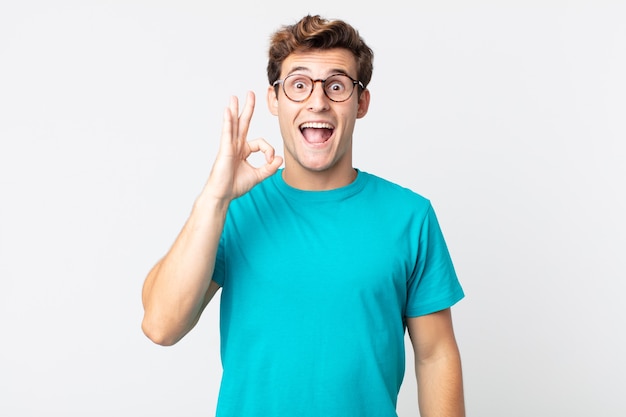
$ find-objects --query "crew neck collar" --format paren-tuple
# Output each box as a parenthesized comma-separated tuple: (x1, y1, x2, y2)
(271, 168, 368, 202)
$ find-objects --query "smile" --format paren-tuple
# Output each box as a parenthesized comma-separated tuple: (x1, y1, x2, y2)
(300, 122, 334, 145)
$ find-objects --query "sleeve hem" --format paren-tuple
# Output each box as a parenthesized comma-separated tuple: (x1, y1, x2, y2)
(404, 290, 465, 318)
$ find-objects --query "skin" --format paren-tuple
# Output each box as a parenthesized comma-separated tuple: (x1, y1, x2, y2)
(408, 309, 466, 417)
(266, 49, 370, 190)
(141, 48, 465, 416)
(141, 92, 282, 345)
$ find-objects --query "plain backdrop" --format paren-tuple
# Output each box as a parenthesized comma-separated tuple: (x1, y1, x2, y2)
(1, 1, 624, 416)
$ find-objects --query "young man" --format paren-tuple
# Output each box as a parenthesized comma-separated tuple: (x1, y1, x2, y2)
(142, 14, 465, 417)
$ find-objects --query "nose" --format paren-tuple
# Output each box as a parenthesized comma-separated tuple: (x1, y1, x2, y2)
(307, 80, 330, 111)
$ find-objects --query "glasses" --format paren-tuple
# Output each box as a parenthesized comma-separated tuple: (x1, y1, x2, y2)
(273, 73, 364, 103)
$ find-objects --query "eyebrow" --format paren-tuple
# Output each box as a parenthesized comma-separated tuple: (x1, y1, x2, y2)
(285, 66, 350, 77)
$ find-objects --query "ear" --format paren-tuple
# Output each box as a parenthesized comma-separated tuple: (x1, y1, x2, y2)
(267, 85, 279, 116)
(356, 88, 370, 119)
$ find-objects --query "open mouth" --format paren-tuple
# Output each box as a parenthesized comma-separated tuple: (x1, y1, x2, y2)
(300, 122, 334, 144)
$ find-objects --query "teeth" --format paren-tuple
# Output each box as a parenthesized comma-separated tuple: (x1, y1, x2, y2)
(300, 122, 333, 129)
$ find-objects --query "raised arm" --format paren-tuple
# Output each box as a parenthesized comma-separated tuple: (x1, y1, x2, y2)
(407, 308, 466, 417)
(141, 91, 283, 346)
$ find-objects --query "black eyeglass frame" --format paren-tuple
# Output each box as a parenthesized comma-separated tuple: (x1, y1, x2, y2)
(272, 73, 365, 103)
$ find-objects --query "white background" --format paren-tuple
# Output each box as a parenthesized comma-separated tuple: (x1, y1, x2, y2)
(1, 1, 624, 416)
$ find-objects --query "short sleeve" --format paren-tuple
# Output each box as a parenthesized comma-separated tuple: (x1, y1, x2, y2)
(405, 204, 464, 317)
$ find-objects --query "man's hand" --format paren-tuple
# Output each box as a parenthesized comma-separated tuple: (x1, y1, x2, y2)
(203, 91, 283, 204)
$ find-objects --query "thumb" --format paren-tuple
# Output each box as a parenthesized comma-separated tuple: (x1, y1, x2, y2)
(256, 155, 283, 181)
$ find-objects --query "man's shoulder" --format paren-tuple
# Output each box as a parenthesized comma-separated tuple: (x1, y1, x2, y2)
(360, 171, 431, 206)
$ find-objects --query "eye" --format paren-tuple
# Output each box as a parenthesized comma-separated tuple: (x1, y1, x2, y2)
(328, 82, 345, 92)
(325, 75, 349, 93)
(288, 76, 311, 91)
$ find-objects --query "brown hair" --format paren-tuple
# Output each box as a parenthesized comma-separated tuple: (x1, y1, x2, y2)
(267, 15, 374, 89)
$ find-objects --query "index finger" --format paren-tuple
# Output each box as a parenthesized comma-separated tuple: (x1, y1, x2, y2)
(237, 91, 256, 141)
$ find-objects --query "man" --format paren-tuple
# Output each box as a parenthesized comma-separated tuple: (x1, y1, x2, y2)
(142, 14, 465, 417)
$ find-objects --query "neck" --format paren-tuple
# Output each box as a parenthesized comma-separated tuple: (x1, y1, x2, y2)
(282, 165, 357, 191)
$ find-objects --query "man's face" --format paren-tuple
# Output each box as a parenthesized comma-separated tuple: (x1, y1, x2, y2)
(267, 48, 370, 189)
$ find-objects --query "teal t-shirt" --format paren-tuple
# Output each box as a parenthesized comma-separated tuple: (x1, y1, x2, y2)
(212, 169, 464, 417)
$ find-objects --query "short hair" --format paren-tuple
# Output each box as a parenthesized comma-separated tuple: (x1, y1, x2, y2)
(267, 15, 374, 90)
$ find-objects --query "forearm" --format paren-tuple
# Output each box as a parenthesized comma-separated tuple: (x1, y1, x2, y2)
(141, 194, 228, 345)
(416, 347, 465, 417)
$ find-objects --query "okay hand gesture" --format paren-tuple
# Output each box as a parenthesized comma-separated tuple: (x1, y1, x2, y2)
(204, 91, 283, 203)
